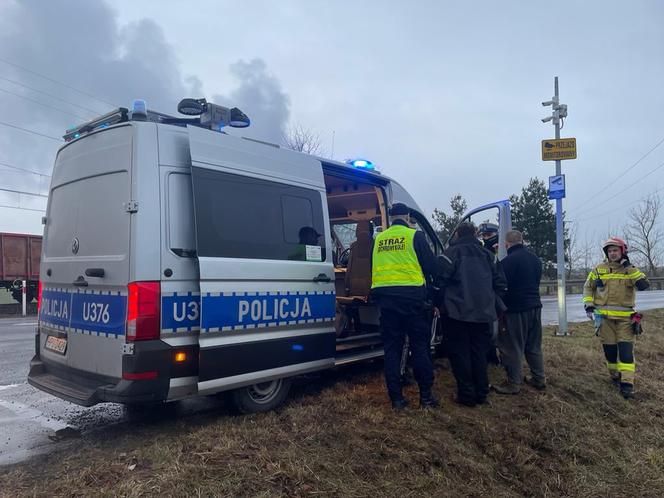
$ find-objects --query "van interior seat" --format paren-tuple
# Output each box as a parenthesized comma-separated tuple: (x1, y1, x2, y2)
(337, 220, 373, 304)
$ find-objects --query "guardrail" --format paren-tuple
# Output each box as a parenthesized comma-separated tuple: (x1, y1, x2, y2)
(540, 277, 664, 295)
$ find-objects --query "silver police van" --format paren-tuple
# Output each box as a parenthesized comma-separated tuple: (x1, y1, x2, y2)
(28, 99, 511, 413)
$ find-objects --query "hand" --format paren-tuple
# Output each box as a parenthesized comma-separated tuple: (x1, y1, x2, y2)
(433, 307, 440, 317)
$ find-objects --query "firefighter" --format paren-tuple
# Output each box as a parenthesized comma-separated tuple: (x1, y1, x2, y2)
(583, 237, 650, 399)
(371, 203, 439, 410)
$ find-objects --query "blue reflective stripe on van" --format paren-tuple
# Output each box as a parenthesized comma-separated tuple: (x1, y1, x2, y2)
(70, 292, 126, 336)
(39, 287, 126, 337)
(201, 291, 336, 332)
(39, 289, 72, 329)
(162, 294, 201, 332)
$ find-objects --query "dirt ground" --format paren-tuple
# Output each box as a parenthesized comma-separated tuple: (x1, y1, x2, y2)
(2, 310, 664, 497)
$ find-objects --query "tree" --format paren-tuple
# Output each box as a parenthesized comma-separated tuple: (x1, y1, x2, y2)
(624, 194, 662, 276)
(564, 221, 585, 278)
(282, 124, 324, 155)
(509, 178, 560, 278)
(432, 194, 468, 243)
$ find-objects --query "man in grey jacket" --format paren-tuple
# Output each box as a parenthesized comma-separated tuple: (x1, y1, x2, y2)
(439, 222, 507, 407)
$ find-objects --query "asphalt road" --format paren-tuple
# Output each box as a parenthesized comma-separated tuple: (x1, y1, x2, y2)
(2, 290, 664, 466)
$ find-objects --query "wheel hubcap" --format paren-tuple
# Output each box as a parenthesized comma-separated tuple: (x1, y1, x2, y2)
(247, 379, 282, 404)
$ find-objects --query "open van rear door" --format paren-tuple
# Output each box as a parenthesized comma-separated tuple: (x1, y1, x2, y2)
(187, 126, 336, 395)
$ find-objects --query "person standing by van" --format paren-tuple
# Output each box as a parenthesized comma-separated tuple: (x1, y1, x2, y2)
(441, 222, 507, 407)
(371, 203, 439, 410)
(493, 230, 545, 395)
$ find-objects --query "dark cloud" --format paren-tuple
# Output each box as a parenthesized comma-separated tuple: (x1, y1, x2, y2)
(213, 59, 290, 145)
(0, 0, 290, 231)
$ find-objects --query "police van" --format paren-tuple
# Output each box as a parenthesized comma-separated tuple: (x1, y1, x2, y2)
(28, 98, 511, 413)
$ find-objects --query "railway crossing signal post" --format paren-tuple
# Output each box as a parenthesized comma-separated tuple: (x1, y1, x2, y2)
(541, 77, 576, 336)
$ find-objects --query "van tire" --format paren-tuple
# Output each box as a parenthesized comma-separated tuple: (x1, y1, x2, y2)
(229, 378, 292, 414)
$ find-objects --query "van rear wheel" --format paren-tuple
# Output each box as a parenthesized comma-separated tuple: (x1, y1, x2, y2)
(229, 378, 292, 414)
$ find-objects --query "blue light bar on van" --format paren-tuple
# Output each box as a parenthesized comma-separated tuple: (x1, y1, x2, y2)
(346, 158, 375, 170)
(64, 108, 129, 142)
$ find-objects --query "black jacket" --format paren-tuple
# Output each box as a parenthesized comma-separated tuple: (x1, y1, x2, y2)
(501, 244, 542, 313)
(440, 235, 507, 323)
(370, 219, 438, 308)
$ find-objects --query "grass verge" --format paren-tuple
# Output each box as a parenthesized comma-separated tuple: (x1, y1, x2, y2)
(2, 311, 664, 497)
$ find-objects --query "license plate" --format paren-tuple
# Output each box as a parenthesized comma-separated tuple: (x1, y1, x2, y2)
(45, 335, 67, 355)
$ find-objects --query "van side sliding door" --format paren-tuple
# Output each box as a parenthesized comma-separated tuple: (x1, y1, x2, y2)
(187, 126, 336, 395)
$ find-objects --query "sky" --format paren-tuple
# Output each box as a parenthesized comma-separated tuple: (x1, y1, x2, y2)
(1, 0, 663, 257)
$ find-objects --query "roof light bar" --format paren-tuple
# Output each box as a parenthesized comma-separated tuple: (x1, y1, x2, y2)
(64, 107, 129, 142)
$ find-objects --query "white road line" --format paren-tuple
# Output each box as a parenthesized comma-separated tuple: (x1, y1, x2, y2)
(0, 383, 23, 391)
(0, 399, 71, 432)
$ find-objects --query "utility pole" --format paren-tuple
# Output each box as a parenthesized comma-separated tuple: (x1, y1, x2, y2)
(542, 77, 569, 336)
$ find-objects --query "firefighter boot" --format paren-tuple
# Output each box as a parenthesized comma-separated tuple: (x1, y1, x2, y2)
(620, 383, 634, 400)
(611, 372, 621, 387)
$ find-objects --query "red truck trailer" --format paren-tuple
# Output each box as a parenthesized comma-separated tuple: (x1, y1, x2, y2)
(0, 232, 41, 303)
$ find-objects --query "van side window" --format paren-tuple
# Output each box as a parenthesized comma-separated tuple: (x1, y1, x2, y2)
(192, 168, 326, 261)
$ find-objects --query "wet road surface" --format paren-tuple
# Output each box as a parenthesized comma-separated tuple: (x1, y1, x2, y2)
(1, 290, 664, 465)
(541, 290, 664, 325)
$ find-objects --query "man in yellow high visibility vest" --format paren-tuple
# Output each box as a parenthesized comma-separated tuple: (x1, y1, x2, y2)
(371, 203, 439, 410)
(583, 236, 650, 399)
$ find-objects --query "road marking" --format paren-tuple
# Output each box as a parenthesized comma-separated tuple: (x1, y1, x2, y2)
(0, 384, 23, 391)
(0, 399, 71, 432)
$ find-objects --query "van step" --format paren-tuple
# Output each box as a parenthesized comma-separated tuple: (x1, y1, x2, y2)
(28, 365, 100, 407)
(335, 349, 384, 366)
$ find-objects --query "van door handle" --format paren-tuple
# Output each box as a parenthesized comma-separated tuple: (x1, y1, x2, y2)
(73, 276, 89, 287)
(313, 273, 332, 283)
(85, 268, 105, 278)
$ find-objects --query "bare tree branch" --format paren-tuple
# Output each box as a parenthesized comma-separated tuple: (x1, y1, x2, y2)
(282, 124, 324, 156)
(623, 194, 662, 276)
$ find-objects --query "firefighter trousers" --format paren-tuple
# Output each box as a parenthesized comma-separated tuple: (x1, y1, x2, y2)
(598, 318, 635, 386)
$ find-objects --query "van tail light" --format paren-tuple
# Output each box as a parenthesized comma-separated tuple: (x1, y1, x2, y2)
(37, 280, 43, 313)
(126, 281, 161, 341)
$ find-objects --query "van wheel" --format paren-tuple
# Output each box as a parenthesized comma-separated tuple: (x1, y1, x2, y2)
(229, 378, 292, 414)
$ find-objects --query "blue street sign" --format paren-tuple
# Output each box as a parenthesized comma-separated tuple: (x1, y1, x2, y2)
(548, 174, 565, 200)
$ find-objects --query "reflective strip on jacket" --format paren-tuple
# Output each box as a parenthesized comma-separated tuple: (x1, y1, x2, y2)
(371, 224, 425, 288)
(582, 261, 649, 319)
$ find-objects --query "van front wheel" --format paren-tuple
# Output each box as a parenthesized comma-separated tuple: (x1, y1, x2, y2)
(229, 378, 292, 414)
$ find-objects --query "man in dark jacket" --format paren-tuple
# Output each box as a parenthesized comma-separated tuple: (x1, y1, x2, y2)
(494, 230, 545, 394)
(441, 222, 507, 407)
(371, 203, 440, 410)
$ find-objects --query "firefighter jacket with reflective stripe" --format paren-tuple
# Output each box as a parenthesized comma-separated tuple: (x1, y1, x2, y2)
(583, 261, 650, 319)
(371, 224, 425, 289)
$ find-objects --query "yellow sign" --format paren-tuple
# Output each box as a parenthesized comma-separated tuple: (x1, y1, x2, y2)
(541, 138, 577, 161)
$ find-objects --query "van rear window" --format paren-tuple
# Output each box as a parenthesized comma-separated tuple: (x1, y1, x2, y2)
(192, 168, 326, 261)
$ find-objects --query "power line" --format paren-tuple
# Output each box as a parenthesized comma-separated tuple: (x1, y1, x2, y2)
(0, 160, 51, 178)
(571, 159, 664, 219)
(0, 58, 117, 107)
(0, 75, 101, 115)
(0, 120, 62, 142)
(0, 56, 116, 108)
(572, 186, 664, 223)
(568, 135, 664, 214)
(0, 187, 48, 198)
(0, 86, 90, 121)
(0, 204, 45, 213)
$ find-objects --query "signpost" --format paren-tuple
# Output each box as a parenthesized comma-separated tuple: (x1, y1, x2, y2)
(541, 77, 575, 336)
